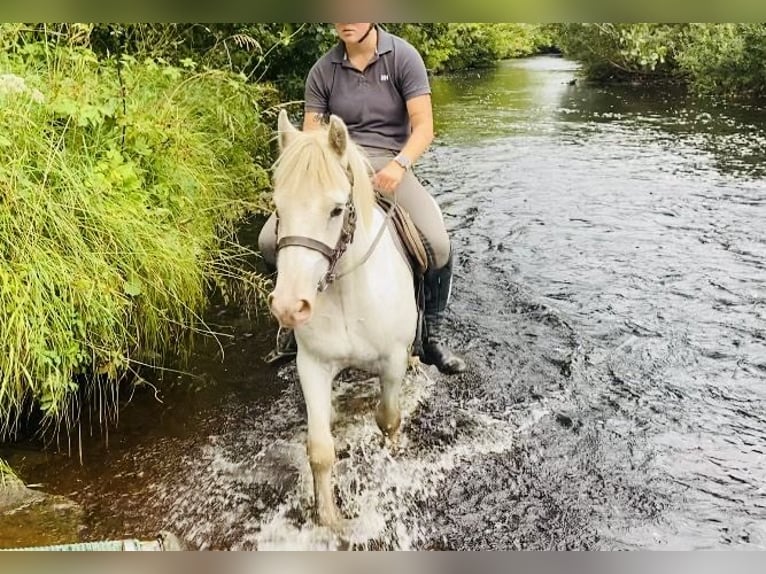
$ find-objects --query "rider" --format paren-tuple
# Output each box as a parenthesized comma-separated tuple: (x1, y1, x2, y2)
(258, 23, 465, 374)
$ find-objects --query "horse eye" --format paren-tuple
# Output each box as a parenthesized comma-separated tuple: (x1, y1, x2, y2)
(330, 206, 344, 218)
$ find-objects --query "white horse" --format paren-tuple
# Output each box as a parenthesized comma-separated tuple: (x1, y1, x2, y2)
(267, 109, 418, 527)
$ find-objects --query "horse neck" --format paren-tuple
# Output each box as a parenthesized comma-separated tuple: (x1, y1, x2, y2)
(336, 193, 384, 278)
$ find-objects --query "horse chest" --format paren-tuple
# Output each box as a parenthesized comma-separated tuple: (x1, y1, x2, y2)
(299, 300, 389, 363)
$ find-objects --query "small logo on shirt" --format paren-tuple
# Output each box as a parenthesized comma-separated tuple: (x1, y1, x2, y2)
(380, 74, 389, 82)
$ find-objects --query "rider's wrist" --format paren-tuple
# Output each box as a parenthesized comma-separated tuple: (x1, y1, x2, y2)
(393, 153, 411, 171)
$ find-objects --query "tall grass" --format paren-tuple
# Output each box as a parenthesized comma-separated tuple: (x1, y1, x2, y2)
(0, 27, 275, 437)
(0, 457, 19, 487)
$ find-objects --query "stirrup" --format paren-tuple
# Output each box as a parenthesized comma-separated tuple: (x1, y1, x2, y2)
(262, 327, 297, 365)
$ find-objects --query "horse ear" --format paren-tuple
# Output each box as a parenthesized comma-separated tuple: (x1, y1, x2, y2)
(277, 109, 298, 151)
(327, 115, 348, 157)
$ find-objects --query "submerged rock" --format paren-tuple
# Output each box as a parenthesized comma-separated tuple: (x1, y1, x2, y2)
(0, 472, 84, 549)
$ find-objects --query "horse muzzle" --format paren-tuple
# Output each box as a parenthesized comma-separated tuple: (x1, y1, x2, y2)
(268, 292, 313, 328)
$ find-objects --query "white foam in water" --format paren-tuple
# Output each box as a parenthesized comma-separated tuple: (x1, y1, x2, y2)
(159, 364, 552, 550)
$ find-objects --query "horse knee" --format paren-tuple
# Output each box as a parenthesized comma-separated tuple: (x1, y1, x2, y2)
(307, 437, 335, 472)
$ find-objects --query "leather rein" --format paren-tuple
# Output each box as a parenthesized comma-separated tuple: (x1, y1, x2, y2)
(274, 164, 396, 293)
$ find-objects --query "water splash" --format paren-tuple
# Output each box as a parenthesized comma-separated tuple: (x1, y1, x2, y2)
(155, 362, 549, 550)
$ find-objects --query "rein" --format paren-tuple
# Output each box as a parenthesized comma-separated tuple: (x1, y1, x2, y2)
(274, 164, 397, 293)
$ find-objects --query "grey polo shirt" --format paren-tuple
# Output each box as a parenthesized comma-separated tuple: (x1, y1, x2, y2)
(304, 27, 431, 152)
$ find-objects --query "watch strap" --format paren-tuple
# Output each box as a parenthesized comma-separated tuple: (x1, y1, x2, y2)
(393, 153, 411, 170)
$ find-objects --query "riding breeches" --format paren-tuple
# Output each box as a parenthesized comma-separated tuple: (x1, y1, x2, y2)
(257, 146, 452, 270)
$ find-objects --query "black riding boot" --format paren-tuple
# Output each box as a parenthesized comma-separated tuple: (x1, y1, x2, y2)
(421, 246, 466, 374)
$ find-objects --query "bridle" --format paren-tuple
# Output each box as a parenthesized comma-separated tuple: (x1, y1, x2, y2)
(274, 164, 396, 293)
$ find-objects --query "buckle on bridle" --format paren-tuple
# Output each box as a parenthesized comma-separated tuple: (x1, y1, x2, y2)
(317, 272, 336, 292)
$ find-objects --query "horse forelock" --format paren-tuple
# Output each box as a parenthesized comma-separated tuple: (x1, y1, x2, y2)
(273, 128, 375, 230)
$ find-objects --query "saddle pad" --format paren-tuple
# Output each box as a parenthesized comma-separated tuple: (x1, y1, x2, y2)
(376, 195, 429, 276)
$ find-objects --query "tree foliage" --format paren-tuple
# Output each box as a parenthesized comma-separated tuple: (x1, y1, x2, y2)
(554, 23, 766, 96)
(388, 23, 549, 73)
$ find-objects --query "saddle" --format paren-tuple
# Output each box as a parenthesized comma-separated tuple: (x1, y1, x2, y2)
(375, 195, 429, 276)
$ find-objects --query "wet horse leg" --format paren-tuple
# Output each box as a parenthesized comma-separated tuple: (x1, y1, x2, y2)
(296, 352, 341, 527)
(375, 347, 409, 443)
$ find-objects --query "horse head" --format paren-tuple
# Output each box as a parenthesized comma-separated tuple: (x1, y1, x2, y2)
(268, 109, 372, 328)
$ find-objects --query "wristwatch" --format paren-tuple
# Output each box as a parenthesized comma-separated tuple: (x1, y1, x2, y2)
(393, 153, 411, 171)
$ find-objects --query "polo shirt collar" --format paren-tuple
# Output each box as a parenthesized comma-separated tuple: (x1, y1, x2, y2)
(376, 27, 394, 55)
(330, 25, 394, 64)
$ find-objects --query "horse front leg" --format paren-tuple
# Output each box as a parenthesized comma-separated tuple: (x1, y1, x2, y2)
(296, 351, 342, 528)
(375, 346, 409, 444)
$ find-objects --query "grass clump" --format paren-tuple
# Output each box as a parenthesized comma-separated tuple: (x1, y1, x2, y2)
(0, 27, 275, 436)
(0, 457, 19, 487)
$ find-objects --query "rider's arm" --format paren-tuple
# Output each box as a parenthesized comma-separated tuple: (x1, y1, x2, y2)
(303, 110, 326, 131)
(396, 94, 434, 165)
(390, 41, 434, 168)
(303, 61, 328, 132)
(373, 95, 434, 194)
(373, 45, 434, 194)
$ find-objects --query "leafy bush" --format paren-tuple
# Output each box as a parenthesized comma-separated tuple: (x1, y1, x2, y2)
(0, 27, 275, 434)
(553, 23, 685, 81)
(676, 23, 766, 95)
(388, 23, 547, 73)
(85, 23, 548, 87)
(554, 23, 766, 96)
(88, 23, 338, 101)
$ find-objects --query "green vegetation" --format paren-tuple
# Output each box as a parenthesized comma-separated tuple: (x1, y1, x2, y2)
(554, 23, 766, 96)
(86, 24, 339, 102)
(1, 21, 761, 441)
(0, 25, 274, 435)
(676, 24, 766, 95)
(86, 24, 548, 99)
(388, 24, 550, 73)
(0, 457, 18, 487)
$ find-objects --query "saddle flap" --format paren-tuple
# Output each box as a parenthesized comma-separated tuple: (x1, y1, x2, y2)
(376, 195, 429, 276)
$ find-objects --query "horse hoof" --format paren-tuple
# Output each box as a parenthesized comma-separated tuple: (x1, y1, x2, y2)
(407, 355, 422, 370)
(375, 408, 401, 439)
(329, 517, 349, 535)
(388, 433, 401, 453)
(378, 429, 401, 452)
(316, 506, 345, 531)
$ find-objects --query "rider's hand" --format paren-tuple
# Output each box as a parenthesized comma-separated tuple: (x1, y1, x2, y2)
(373, 161, 405, 195)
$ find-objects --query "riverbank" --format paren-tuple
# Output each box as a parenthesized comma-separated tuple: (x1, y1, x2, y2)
(0, 30, 275, 439)
(554, 23, 766, 97)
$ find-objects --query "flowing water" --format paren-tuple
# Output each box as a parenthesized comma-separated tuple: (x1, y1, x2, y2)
(2, 55, 765, 550)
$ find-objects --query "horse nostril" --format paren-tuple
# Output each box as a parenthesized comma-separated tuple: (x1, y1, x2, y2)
(295, 299, 312, 319)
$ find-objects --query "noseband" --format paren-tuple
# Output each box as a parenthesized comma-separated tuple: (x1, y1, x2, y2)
(274, 166, 358, 292)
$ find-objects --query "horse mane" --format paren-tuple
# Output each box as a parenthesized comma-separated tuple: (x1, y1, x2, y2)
(273, 126, 376, 229)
